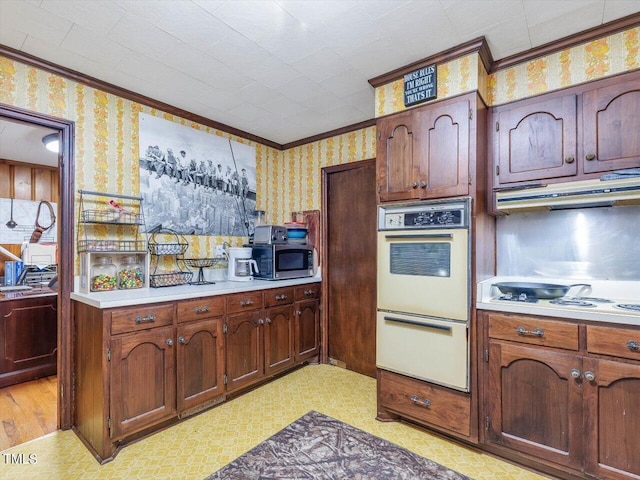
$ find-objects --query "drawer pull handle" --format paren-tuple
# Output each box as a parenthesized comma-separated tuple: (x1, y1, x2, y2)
(166, 338, 174, 346)
(265, 317, 271, 324)
(584, 371, 596, 382)
(178, 336, 186, 344)
(240, 300, 254, 307)
(410, 395, 431, 407)
(585, 153, 596, 161)
(275, 294, 287, 300)
(135, 314, 156, 324)
(627, 340, 640, 352)
(194, 306, 210, 314)
(258, 318, 264, 325)
(304, 290, 314, 296)
(570, 368, 581, 379)
(516, 326, 544, 337)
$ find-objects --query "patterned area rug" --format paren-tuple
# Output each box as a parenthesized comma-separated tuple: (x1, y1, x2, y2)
(207, 411, 473, 479)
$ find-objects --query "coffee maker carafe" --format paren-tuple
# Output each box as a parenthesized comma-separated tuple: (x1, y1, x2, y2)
(227, 247, 258, 281)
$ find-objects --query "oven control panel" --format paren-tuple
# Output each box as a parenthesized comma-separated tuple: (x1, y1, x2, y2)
(379, 199, 469, 230)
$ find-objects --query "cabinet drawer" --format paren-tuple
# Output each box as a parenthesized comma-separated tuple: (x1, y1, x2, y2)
(378, 369, 470, 437)
(264, 287, 294, 307)
(110, 303, 174, 335)
(488, 313, 578, 350)
(295, 284, 320, 301)
(176, 296, 225, 323)
(587, 325, 640, 361)
(226, 291, 264, 314)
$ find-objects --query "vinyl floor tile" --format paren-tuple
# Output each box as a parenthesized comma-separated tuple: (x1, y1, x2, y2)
(0, 364, 549, 480)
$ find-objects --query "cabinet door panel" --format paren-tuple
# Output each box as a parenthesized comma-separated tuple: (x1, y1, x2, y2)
(419, 100, 469, 198)
(225, 311, 263, 392)
(264, 305, 294, 376)
(177, 318, 225, 412)
(583, 76, 640, 173)
(583, 358, 640, 480)
(377, 110, 420, 202)
(110, 326, 176, 439)
(2, 298, 57, 376)
(488, 341, 583, 469)
(496, 95, 577, 184)
(295, 299, 319, 362)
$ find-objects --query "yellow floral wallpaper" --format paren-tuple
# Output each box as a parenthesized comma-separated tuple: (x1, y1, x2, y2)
(486, 26, 640, 105)
(375, 26, 640, 112)
(375, 53, 481, 117)
(0, 55, 373, 274)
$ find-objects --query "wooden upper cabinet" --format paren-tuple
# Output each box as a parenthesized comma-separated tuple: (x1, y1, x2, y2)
(418, 99, 470, 199)
(377, 109, 420, 202)
(582, 73, 640, 173)
(376, 96, 471, 202)
(494, 94, 578, 185)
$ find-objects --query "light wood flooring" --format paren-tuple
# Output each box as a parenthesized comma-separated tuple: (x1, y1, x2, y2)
(0, 376, 57, 451)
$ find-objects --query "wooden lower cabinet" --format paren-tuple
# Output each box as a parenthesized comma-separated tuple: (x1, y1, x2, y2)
(481, 311, 640, 480)
(176, 318, 225, 415)
(486, 341, 583, 470)
(73, 281, 321, 463)
(0, 294, 57, 387)
(225, 290, 300, 393)
(377, 369, 471, 438)
(109, 325, 176, 440)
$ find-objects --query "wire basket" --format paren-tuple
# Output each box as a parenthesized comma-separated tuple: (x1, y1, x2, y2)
(78, 239, 147, 252)
(149, 271, 192, 288)
(148, 229, 189, 255)
(81, 209, 143, 225)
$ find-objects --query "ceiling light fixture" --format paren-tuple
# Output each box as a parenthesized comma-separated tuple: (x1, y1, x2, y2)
(42, 133, 59, 153)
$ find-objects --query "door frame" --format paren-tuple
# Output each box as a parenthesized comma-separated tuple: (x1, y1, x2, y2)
(320, 158, 375, 365)
(0, 103, 75, 430)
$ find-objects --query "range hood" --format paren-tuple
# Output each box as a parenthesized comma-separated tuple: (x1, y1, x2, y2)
(496, 177, 640, 213)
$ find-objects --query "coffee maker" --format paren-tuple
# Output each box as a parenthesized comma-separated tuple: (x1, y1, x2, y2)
(227, 247, 259, 281)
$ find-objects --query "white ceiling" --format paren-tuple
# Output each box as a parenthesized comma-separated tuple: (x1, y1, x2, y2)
(0, 118, 58, 167)
(1, 0, 639, 147)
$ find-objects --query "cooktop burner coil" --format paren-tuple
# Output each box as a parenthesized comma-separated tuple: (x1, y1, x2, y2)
(549, 299, 596, 307)
(614, 304, 640, 312)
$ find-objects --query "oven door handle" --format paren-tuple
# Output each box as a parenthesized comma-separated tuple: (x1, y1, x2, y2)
(384, 233, 453, 240)
(383, 316, 452, 332)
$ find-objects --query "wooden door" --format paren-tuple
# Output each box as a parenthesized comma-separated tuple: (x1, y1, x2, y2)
(264, 305, 294, 376)
(109, 326, 176, 439)
(495, 94, 577, 184)
(176, 318, 225, 413)
(487, 341, 583, 470)
(376, 110, 420, 202)
(294, 299, 319, 362)
(583, 73, 640, 173)
(325, 159, 377, 377)
(583, 357, 640, 480)
(417, 98, 470, 198)
(225, 311, 264, 392)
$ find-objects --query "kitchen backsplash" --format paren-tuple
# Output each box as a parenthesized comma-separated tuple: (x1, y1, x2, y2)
(496, 205, 640, 281)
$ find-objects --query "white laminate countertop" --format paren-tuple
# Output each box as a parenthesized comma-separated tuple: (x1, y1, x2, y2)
(477, 276, 640, 327)
(71, 276, 321, 309)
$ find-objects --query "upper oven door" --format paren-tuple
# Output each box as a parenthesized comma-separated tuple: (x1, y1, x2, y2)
(377, 228, 469, 321)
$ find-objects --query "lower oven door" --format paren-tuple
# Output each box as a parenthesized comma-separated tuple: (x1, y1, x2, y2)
(376, 311, 468, 391)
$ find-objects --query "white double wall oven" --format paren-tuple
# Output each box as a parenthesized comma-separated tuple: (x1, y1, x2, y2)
(376, 199, 471, 391)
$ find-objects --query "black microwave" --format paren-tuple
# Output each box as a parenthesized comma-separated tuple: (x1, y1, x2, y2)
(251, 244, 314, 280)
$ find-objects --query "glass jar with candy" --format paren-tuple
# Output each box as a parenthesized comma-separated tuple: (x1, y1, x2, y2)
(117, 255, 145, 289)
(90, 256, 117, 291)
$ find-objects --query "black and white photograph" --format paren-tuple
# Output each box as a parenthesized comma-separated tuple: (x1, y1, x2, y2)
(138, 113, 257, 236)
